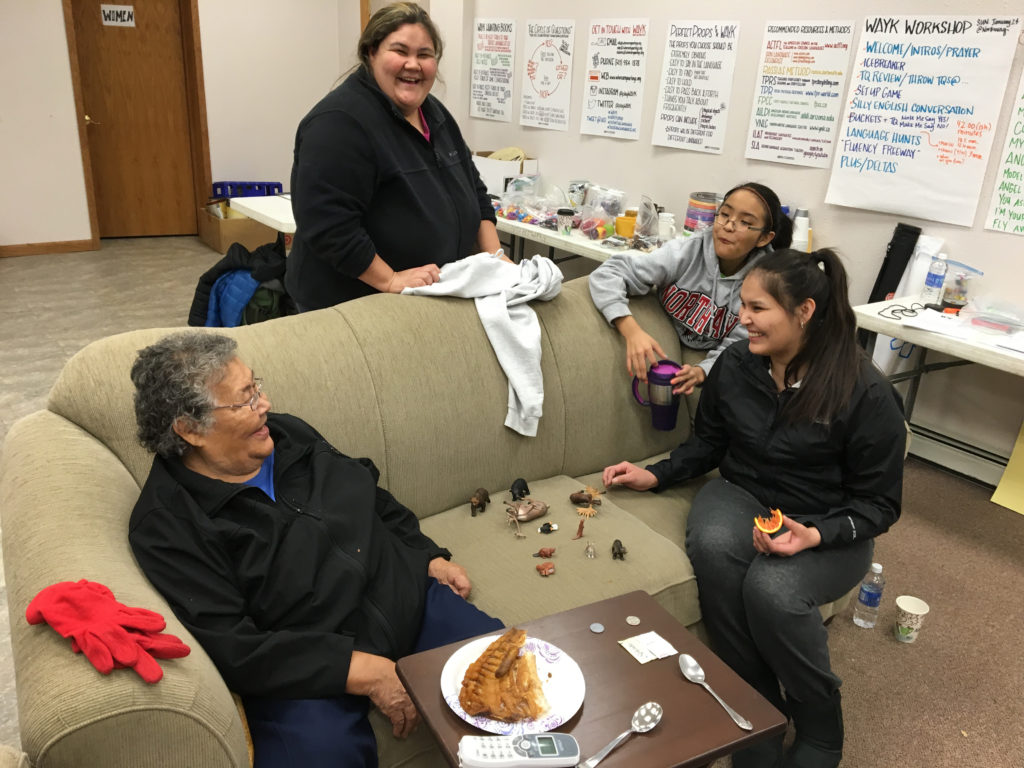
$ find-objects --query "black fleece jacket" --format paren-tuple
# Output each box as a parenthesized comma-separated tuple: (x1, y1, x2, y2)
(284, 67, 496, 309)
(129, 413, 449, 698)
(647, 341, 906, 548)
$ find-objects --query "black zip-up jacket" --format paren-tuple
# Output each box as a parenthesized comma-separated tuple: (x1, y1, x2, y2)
(647, 341, 905, 548)
(284, 67, 496, 309)
(187, 234, 288, 326)
(129, 413, 450, 698)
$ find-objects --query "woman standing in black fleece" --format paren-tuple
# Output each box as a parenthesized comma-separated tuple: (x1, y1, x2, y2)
(285, 2, 501, 310)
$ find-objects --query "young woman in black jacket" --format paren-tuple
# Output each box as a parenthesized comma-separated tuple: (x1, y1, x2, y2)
(603, 248, 906, 768)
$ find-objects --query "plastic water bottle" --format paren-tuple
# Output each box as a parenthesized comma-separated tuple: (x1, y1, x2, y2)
(920, 253, 948, 304)
(791, 209, 810, 252)
(852, 563, 885, 628)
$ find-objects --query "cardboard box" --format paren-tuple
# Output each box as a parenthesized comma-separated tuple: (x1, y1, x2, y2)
(197, 207, 279, 254)
(472, 151, 539, 196)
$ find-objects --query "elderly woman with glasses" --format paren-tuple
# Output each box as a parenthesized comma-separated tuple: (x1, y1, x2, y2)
(589, 182, 792, 411)
(128, 332, 502, 768)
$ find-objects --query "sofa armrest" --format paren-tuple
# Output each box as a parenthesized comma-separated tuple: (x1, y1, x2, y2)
(0, 411, 248, 768)
(0, 745, 30, 768)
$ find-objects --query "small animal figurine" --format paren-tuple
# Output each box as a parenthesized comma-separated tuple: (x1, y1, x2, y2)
(539, 522, 558, 534)
(571, 486, 602, 517)
(510, 478, 530, 501)
(506, 499, 549, 523)
(611, 539, 627, 560)
(584, 541, 596, 559)
(536, 561, 555, 577)
(533, 547, 556, 558)
(469, 487, 490, 517)
(506, 500, 548, 538)
(572, 520, 585, 540)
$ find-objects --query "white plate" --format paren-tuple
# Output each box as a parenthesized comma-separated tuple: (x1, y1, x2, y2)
(439, 634, 585, 735)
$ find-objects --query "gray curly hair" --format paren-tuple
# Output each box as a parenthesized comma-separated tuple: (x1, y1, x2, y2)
(130, 332, 239, 458)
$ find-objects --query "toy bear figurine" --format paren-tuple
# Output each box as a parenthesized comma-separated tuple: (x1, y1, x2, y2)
(510, 477, 530, 501)
(612, 539, 627, 560)
(469, 488, 490, 517)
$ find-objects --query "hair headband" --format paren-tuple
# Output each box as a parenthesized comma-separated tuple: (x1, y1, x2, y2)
(731, 186, 776, 234)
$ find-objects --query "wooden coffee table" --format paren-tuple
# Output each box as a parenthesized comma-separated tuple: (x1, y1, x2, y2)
(396, 590, 787, 767)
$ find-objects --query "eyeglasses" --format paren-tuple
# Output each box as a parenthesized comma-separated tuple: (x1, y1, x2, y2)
(715, 209, 768, 233)
(877, 303, 924, 320)
(212, 378, 263, 411)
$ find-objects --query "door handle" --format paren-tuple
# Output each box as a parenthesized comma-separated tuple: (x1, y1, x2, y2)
(84, 114, 101, 125)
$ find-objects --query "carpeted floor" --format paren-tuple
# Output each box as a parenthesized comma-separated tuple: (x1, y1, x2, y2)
(827, 458, 1024, 767)
(1, 237, 1022, 766)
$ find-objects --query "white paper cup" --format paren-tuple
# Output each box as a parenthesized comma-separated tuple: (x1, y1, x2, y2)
(894, 595, 930, 643)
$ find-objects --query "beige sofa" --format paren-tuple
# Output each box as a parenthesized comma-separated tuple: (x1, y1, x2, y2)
(1, 276, 847, 767)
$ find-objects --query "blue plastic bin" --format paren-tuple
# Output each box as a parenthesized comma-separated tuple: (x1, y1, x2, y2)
(212, 181, 283, 198)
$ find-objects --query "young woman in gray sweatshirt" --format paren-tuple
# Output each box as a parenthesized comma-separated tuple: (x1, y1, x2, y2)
(589, 182, 792, 403)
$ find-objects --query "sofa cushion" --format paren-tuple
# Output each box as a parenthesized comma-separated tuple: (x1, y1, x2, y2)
(327, 291, 567, 518)
(572, 452, 712, 554)
(419, 475, 699, 629)
(43, 278, 693, 522)
(532, 278, 690, 480)
(45, 309, 389, 491)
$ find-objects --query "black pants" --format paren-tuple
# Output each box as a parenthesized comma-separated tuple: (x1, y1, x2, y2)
(685, 478, 872, 709)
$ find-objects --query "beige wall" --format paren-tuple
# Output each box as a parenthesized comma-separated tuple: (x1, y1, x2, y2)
(0, 0, 360, 248)
(0, 1, 92, 245)
(198, 0, 359, 190)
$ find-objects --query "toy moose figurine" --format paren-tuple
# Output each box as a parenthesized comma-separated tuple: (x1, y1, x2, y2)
(505, 499, 549, 538)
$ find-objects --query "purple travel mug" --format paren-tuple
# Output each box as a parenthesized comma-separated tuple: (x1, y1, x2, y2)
(632, 359, 683, 430)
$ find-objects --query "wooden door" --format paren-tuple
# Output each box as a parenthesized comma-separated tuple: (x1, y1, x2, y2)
(71, 1, 197, 237)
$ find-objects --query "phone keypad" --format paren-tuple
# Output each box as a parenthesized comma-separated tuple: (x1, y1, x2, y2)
(469, 736, 517, 760)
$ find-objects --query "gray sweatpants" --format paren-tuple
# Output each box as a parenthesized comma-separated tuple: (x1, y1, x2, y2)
(685, 478, 872, 709)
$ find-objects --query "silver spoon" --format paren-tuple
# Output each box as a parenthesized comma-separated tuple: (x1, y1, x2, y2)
(578, 701, 663, 768)
(678, 653, 753, 731)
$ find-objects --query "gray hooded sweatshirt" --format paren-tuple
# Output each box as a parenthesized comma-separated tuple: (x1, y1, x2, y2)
(588, 227, 771, 375)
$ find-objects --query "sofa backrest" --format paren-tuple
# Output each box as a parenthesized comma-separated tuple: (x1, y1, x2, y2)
(45, 276, 689, 516)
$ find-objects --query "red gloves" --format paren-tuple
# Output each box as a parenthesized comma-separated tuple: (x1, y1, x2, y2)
(26, 579, 190, 683)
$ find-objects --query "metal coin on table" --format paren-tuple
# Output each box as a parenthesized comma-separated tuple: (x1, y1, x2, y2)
(590, 622, 605, 634)
(626, 615, 640, 626)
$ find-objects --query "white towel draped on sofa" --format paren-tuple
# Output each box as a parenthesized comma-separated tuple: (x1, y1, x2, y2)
(403, 252, 563, 436)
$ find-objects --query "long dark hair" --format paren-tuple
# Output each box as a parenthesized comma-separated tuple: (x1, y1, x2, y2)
(722, 182, 793, 249)
(750, 248, 863, 424)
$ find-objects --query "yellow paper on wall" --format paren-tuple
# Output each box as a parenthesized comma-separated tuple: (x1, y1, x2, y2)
(991, 420, 1024, 515)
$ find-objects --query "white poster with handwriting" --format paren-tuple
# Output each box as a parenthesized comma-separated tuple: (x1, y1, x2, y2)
(652, 22, 740, 153)
(520, 20, 575, 131)
(744, 22, 855, 167)
(985, 65, 1024, 235)
(825, 15, 1020, 226)
(580, 19, 650, 140)
(471, 19, 516, 122)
